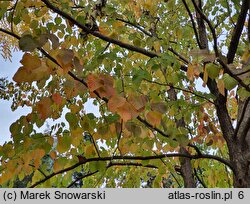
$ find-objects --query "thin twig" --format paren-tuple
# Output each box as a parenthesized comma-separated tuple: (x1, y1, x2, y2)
(194, 167, 207, 188)
(181, 0, 202, 48)
(142, 78, 215, 104)
(67, 171, 98, 188)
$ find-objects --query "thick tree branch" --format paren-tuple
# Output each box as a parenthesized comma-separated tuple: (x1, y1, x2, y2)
(30, 152, 233, 187)
(191, 0, 250, 92)
(41, 0, 158, 58)
(234, 98, 250, 138)
(191, 0, 217, 53)
(227, 0, 249, 64)
(67, 162, 157, 188)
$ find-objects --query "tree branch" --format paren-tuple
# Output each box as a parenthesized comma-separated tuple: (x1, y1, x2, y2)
(67, 171, 98, 188)
(227, 0, 249, 64)
(194, 167, 207, 188)
(41, 0, 158, 58)
(29, 152, 233, 187)
(116, 17, 153, 37)
(234, 97, 250, 138)
(191, 0, 250, 92)
(142, 78, 214, 104)
(181, 0, 202, 48)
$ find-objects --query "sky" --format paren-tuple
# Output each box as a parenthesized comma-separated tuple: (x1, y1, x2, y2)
(0, 51, 100, 145)
(0, 51, 31, 145)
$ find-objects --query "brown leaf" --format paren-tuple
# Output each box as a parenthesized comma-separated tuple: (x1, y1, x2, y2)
(127, 94, 147, 112)
(108, 95, 126, 113)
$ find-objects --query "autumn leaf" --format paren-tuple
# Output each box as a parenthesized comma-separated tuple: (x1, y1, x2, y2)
(116, 102, 139, 122)
(127, 94, 147, 112)
(217, 78, 225, 96)
(56, 49, 74, 72)
(145, 111, 162, 127)
(187, 64, 194, 81)
(36, 97, 53, 120)
(108, 95, 126, 113)
(52, 93, 63, 105)
(13, 53, 51, 83)
(108, 95, 139, 121)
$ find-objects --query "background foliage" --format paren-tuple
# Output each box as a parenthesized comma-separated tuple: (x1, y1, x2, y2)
(0, 0, 250, 187)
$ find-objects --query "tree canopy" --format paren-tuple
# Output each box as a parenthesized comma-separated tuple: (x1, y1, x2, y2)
(0, 0, 250, 188)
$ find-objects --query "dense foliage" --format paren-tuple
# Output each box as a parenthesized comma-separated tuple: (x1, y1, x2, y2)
(0, 0, 250, 187)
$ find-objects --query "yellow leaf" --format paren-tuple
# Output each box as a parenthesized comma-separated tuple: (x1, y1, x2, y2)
(153, 41, 161, 53)
(146, 111, 162, 127)
(217, 78, 225, 96)
(71, 127, 83, 147)
(187, 64, 194, 81)
(242, 50, 250, 63)
(20, 53, 41, 72)
(85, 145, 96, 157)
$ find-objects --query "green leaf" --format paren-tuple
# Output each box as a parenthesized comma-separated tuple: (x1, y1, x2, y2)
(56, 133, 72, 153)
(19, 34, 39, 51)
(237, 87, 250, 100)
(222, 73, 238, 90)
(65, 112, 78, 129)
(55, 17, 62, 24)
(206, 63, 220, 79)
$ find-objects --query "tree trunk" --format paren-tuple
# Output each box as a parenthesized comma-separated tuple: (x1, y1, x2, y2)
(231, 85, 250, 187)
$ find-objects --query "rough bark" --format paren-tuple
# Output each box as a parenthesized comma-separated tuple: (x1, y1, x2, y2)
(224, 1, 250, 187)
(193, 0, 250, 187)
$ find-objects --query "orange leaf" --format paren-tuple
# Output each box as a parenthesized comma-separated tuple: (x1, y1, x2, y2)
(52, 93, 63, 105)
(116, 102, 139, 122)
(20, 53, 41, 72)
(36, 97, 53, 120)
(108, 95, 126, 113)
(87, 74, 103, 92)
(146, 111, 162, 127)
(87, 74, 115, 98)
